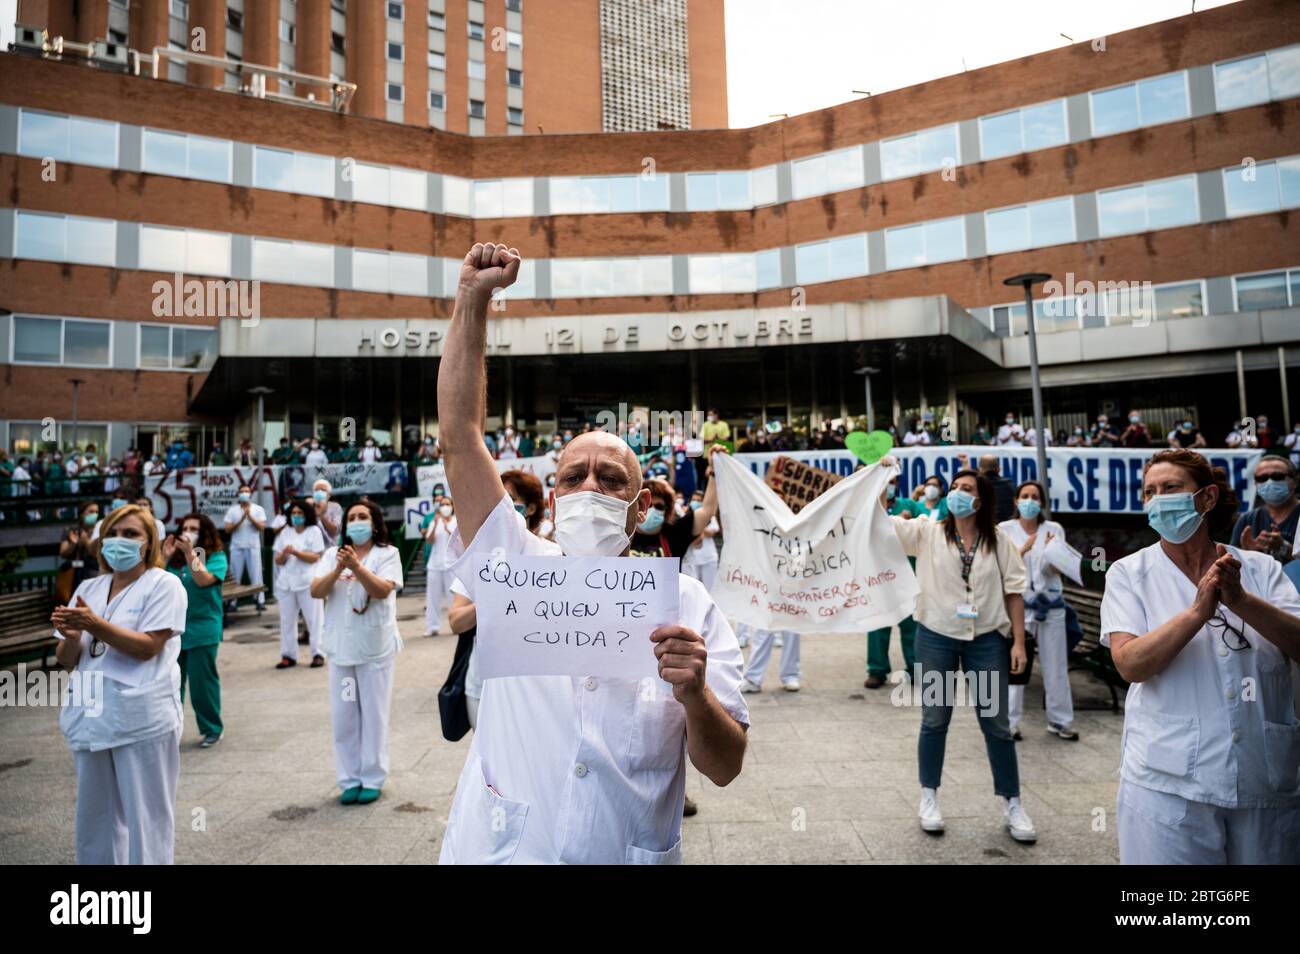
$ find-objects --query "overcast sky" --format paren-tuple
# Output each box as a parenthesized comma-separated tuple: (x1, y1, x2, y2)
(723, 0, 1242, 127)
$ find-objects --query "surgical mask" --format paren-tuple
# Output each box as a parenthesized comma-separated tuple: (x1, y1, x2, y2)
(689, 500, 702, 510)
(182, 530, 199, 545)
(291, 514, 305, 528)
(1257, 478, 1293, 506)
(102, 537, 144, 572)
(1145, 489, 1205, 544)
(1129, 415, 1140, 424)
(313, 490, 327, 503)
(947, 489, 978, 518)
(885, 485, 897, 501)
(553, 441, 562, 449)
(638, 508, 665, 534)
(311, 442, 320, 450)
(924, 485, 940, 501)
(1017, 499, 1042, 520)
(83, 513, 98, 526)
(346, 522, 373, 545)
(238, 492, 251, 503)
(439, 504, 453, 517)
(111, 499, 127, 511)
(553, 491, 634, 558)
(1005, 417, 1015, 425)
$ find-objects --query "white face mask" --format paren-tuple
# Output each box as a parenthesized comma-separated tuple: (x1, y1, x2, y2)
(924, 485, 940, 501)
(553, 491, 634, 558)
(182, 531, 199, 546)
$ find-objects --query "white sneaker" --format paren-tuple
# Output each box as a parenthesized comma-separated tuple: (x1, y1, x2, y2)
(781, 679, 801, 692)
(774, 634, 784, 647)
(1048, 723, 1079, 741)
(918, 789, 944, 834)
(1003, 798, 1037, 843)
(740, 679, 762, 694)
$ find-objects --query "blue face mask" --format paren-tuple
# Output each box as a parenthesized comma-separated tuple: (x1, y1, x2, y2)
(1257, 478, 1293, 506)
(102, 537, 144, 572)
(1017, 499, 1042, 520)
(689, 500, 702, 510)
(947, 489, 978, 519)
(346, 522, 373, 545)
(291, 514, 305, 528)
(514, 503, 527, 517)
(885, 484, 897, 501)
(313, 490, 327, 503)
(110, 499, 127, 511)
(638, 508, 665, 534)
(1145, 489, 1205, 544)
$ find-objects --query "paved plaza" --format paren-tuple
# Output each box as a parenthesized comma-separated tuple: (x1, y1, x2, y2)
(0, 593, 1123, 864)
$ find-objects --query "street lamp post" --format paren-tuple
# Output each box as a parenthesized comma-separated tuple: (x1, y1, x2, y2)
(1002, 273, 1052, 497)
(854, 366, 880, 431)
(69, 378, 84, 453)
(248, 386, 274, 470)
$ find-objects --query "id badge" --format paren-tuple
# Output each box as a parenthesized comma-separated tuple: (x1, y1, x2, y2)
(955, 602, 979, 620)
(70, 560, 84, 568)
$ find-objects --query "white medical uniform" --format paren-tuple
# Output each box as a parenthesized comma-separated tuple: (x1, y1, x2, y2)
(424, 515, 458, 635)
(273, 524, 326, 658)
(223, 501, 267, 606)
(1101, 543, 1300, 864)
(739, 625, 801, 687)
(305, 448, 329, 467)
(57, 568, 188, 865)
(998, 518, 1073, 732)
(996, 423, 1024, 447)
(682, 516, 719, 593)
(315, 544, 404, 791)
(440, 496, 749, 864)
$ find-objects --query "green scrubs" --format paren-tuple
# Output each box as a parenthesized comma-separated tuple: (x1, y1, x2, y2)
(169, 550, 228, 738)
(867, 497, 920, 678)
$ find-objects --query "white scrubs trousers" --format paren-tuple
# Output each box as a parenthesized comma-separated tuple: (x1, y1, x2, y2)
(229, 546, 265, 606)
(329, 658, 396, 790)
(686, 562, 717, 592)
(73, 728, 181, 865)
(1117, 779, 1300, 864)
(426, 567, 454, 635)
(277, 586, 322, 659)
(741, 626, 801, 687)
(1008, 610, 1074, 730)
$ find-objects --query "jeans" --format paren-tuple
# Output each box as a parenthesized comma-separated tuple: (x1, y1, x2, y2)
(915, 624, 1020, 798)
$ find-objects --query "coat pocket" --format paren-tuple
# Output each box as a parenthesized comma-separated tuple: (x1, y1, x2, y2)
(627, 678, 687, 773)
(625, 836, 683, 865)
(449, 754, 529, 865)
(1263, 720, 1300, 794)
(1124, 708, 1198, 780)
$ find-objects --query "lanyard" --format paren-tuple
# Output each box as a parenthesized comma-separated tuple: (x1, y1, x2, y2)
(954, 532, 980, 588)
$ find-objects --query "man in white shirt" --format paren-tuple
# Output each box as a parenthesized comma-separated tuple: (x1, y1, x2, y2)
(902, 422, 931, 447)
(305, 441, 329, 467)
(223, 484, 267, 612)
(359, 438, 382, 463)
(996, 414, 1024, 447)
(436, 243, 749, 865)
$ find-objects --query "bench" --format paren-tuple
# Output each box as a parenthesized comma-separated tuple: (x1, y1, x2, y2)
(1062, 583, 1127, 712)
(222, 575, 266, 622)
(0, 590, 57, 666)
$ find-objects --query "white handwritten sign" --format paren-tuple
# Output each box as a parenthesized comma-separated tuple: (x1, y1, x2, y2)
(471, 554, 679, 681)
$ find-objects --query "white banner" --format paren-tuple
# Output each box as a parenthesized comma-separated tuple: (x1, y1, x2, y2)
(404, 497, 435, 540)
(417, 454, 558, 499)
(711, 454, 919, 634)
(470, 554, 679, 681)
(734, 446, 1265, 515)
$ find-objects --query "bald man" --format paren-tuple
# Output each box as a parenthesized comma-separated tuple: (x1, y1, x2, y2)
(436, 243, 748, 865)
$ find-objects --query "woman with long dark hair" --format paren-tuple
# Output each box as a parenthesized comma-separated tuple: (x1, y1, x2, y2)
(887, 465, 1033, 843)
(163, 512, 227, 747)
(272, 497, 326, 669)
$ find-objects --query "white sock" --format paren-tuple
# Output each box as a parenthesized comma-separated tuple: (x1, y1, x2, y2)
(922, 787, 938, 800)
(1004, 796, 1021, 809)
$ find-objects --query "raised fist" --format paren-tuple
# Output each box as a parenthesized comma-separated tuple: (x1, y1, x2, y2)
(458, 243, 521, 301)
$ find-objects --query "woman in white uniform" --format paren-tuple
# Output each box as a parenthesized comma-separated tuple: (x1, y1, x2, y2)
(273, 497, 326, 669)
(52, 504, 189, 864)
(311, 498, 404, 805)
(1102, 448, 1300, 864)
(997, 480, 1077, 741)
(681, 491, 720, 592)
(423, 496, 458, 636)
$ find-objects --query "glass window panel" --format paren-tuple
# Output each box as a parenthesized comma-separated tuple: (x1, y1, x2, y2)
(389, 167, 427, 210)
(297, 152, 335, 197)
(825, 147, 863, 192)
(722, 253, 756, 291)
(885, 226, 925, 270)
(609, 176, 638, 212)
(1028, 197, 1074, 247)
(641, 257, 673, 294)
(474, 180, 503, 218)
(1091, 84, 1139, 136)
(791, 153, 825, 199)
(352, 162, 390, 205)
(638, 173, 669, 210)
(985, 206, 1028, 254)
(717, 171, 750, 209)
(389, 253, 426, 295)
(549, 177, 583, 213)
(1269, 45, 1300, 99)
(173, 327, 217, 369)
(13, 316, 61, 363)
(1279, 157, 1300, 208)
(188, 135, 231, 182)
(582, 259, 611, 296)
(827, 234, 865, 280)
(139, 325, 171, 368)
(297, 242, 334, 285)
(1021, 100, 1067, 152)
(254, 146, 295, 190)
(915, 126, 957, 172)
(143, 129, 188, 176)
(501, 178, 533, 216)
(879, 136, 918, 181)
(69, 117, 117, 167)
(1145, 176, 1197, 229)
(689, 255, 722, 293)
(442, 175, 471, 215)
(979, 110, 1022, 160)
(16, 212, 66, 260)
(67, 216, 117, 266)
(1097, 185, 1147, 236)
(499, 259, 534, 299)
(1235, 273, 1288, 310)
(795, 242, 828, 285)
(352, 250, 390, 292)
(18, 110, 68, 160)
(551, 260, 583, 297)
(756, 249, 781, 289)
(63, 320, 110, 365)
(1289, 269, 1300, 306)
(185, 229, 231, 276)
(1153, 282, 1203, 321)
(1215, 55, 1269, 111)
(752, 165, 778, 206)
(925, 217, 965, 263)
(685, 173, 715, 211)
(139, 225, 187, 272)
(1224, 161, 1281, 217)
(1138, 73, 1188, 126)
(252, 238, 295, 281)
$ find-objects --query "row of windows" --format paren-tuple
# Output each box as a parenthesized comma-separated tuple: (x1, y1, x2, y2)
(9, 315, 217, 371)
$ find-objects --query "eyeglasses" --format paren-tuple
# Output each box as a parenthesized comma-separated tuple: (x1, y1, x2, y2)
(89, 638, 107, 658)
(1207, 611, 1250, 652)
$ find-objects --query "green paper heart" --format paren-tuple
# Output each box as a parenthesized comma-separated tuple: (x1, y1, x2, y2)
(845, 430, 895, 465)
